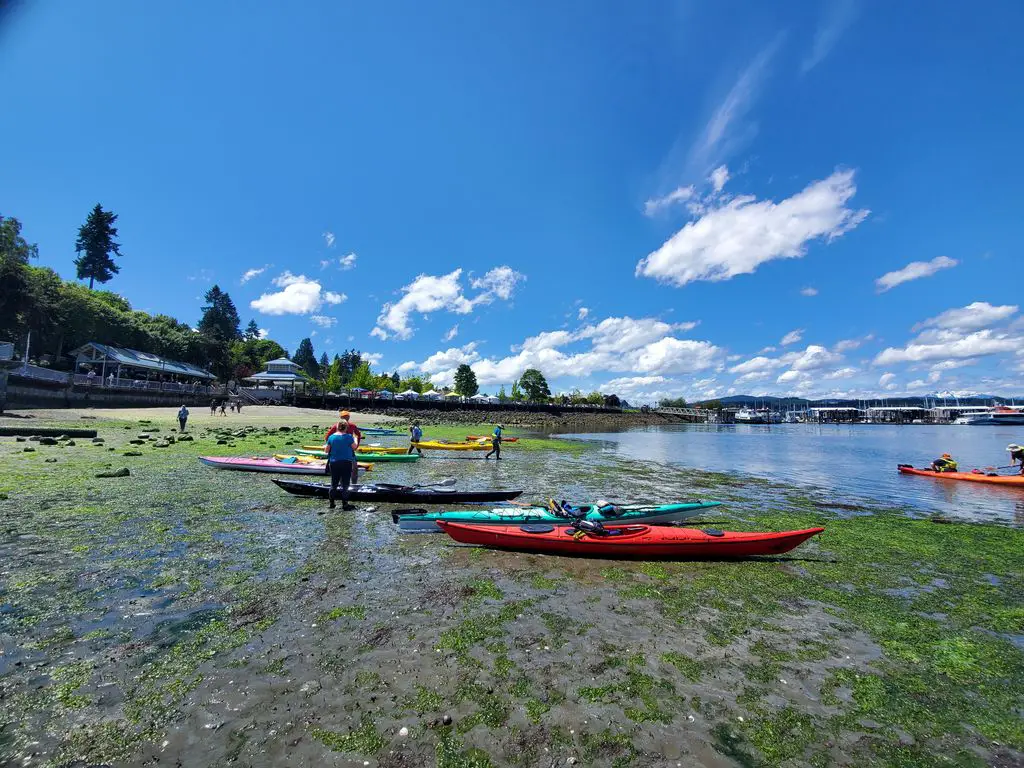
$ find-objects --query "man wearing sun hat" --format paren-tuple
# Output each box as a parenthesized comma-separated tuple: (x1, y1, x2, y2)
(1008, 444, 1024, 475)
(325, 410, 363, 483)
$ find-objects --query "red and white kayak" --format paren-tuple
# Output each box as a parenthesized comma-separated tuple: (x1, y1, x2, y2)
(198, 456, 372, 475)
(898, 464, 1024, 487)
(437, 522, 824, 558)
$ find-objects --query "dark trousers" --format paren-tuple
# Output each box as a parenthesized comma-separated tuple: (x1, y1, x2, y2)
(178, 417, 187, 432)
(485, 440, 501, 459)
(408, 442, 422, 455)
(329, 460, 353, 505)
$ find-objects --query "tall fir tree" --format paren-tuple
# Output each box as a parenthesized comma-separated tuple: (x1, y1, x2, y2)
(74, 204, 123, 289)
(453, 364, 479, 397)
(198, 285, 242, 341)
(244, 319, 261, 340)
(293, 338, 319, 379)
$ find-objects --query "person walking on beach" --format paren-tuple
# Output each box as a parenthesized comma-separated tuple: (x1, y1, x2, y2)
(177, 404, 189, 432)
(210, 399, 217, 416)
(236, 400, 243, 414)
(324, 417, 357, 510)
(324, 410, 362, 483)
(1008, 444, 1024, 475)
(485, 424, 503, 460)
(219, 400, 227, 416)
(408, 423, 423, 455)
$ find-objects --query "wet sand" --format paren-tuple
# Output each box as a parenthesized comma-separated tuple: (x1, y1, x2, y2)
(0, 419, 1020, 767)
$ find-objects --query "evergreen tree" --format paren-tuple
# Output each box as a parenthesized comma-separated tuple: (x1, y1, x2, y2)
(198, 285, 242, 341)
(519, 369, 550, 402)
(497, 385, 507, 402)
(319, 352, 329, 372)
(391, 371, 401, 390)
(0, 215, 38, 337)
(453, 364, 479, 397)
(244, 320, 261, 340)
(74, 204, 123, 289)
(294, 338, 319, 379)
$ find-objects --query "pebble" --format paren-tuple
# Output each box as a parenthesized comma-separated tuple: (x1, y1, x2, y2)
(442, 714, 452, 725)
(399, 727, 409, 737)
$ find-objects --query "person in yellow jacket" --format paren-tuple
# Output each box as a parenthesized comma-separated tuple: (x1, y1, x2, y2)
(930, 453, 958, 473)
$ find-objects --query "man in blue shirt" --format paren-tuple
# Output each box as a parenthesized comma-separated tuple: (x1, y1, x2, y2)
(485, 424, 503, 460)
(324, 417, 357, 510)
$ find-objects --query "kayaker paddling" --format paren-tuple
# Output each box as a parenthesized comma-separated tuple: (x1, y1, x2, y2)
(1009, 444, 1024, 475)
(324, 417, 357, 511)
(930, 453, 958, 473)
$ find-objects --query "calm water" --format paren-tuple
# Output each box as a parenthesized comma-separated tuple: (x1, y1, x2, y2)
(564, 424, 1024, 524)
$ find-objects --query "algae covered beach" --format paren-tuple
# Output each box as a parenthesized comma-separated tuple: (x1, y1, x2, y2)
(1, 409, 1022, 767)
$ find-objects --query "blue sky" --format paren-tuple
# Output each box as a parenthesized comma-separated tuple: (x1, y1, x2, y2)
(3, 1, 1023, 402)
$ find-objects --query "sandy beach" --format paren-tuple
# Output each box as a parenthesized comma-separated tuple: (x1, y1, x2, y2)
(3, 405, 405, 429)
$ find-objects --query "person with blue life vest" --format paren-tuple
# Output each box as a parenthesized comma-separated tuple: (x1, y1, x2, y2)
(408, 423, 423, 455)
(323, 417, 357, 510)
(485, 424, 503, 460)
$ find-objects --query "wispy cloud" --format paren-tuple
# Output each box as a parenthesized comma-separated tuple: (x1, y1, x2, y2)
(802, 0, 859, 74)
(240, 266, 268, 284)
(780, 329, 804, 346)
(323, 231, 336, 248)
(310, 315, 337, 328)
(644, 185, 695, 217)
(187, 269, 214, 283)
(339, 252, 357, 270)
(875, 256, 958, 293)
(444, 324, 459, 341)
(800, 286, 819, 297)
(578, 307, 590, 321)
(688, 35, 784, 176)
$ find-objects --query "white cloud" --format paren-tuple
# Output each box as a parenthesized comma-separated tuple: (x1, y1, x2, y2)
(834, 334, 873, 352)
(874, 329, 1023, 365)
(373, 266, 523, 341)
(709, 165, 730, 194)
(250, 272, 348, 315)
(730, 356, 783, 375)
(878, 372, 897, 391)
(912, 302, 1018, 333)
(257, 328, 269, 339)
(644, 186, 695, 216)
(800, 286, 818, 297)
(787, 344, 843, 371)
(362, 352, 383, 366)
(470, 266, 525, 301)
(444, 324, 459, 342)
(404, 316, 722, 388)
(636, 170, 868, 287)
(801, 0, 859, 73)
(323, 231, 336, 248)
(240, 266, 267, 284)
(578, 307, 590, 320)
(339, 252, 357, 270)
(310, 315, 337, 328)
(780, 329, 804, 346)
(822, 366, 858, 380)
(875, 256, 957, 292)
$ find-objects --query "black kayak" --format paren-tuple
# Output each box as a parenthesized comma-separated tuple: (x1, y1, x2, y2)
(271, 478, 523, 504)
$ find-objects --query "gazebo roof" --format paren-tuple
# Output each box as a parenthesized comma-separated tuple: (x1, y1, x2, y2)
(70, 342, 215, 380)
(246, 371, 306, 382)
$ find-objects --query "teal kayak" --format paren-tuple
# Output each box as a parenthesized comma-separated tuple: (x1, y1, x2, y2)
(393, 501, 722, 532)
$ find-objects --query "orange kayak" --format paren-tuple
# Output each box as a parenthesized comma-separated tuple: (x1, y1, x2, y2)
(897, 464, 1024, 487)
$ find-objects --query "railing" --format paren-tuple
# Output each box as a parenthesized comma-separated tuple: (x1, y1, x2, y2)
(13, 365, 71, 384)
(71, 373, 211, 394)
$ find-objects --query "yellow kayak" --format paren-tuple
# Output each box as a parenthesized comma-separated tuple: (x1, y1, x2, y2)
(411, 441, 492, 451)
(274, 454, 373, 470)
(301, 444, 408, 455)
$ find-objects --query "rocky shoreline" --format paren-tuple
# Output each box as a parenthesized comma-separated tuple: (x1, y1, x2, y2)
(338, 406, 684, 431)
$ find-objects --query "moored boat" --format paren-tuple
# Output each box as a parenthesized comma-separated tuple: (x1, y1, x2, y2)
(437, 522, 824, 558)
(394, 500, 722, 532)
(897, 464, 1024, 487)
(272, 478, 523, 503)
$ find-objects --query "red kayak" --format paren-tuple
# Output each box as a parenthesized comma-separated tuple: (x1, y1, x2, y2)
(437, 522, 824, 558)
(898, 464, 1024, 487)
